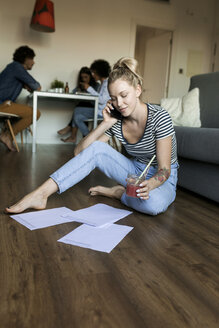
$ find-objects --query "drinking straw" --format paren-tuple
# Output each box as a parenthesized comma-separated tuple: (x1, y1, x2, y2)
(135, 154, 156, 185)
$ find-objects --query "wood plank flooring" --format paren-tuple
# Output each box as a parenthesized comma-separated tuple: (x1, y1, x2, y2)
(0, 144, 218, 328)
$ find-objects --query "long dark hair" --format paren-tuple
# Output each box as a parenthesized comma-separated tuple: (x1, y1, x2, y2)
(77, 66, 97, 89)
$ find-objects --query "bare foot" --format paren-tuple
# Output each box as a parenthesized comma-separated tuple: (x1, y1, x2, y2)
(61, 136, 76, 143)
(5, 178, 58, 214)
(57, 126, 71, 135)
(5, 190, 48, 214)
(0, 133, 16, 151)
(88, 185, 125, 200)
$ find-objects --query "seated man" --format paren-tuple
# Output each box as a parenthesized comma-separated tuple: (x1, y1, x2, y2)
(0, 45, 41, 151)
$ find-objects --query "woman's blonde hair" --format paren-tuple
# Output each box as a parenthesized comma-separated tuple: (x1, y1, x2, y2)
(108, 57, 143, 88)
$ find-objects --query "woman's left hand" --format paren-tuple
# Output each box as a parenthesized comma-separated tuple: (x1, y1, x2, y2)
(136, 180, 152, 200)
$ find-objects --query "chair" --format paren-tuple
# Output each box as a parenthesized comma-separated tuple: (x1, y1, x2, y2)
(0, 112, 20, 152)
(84, 117, 103, 130)
(0, 112, 33, 151)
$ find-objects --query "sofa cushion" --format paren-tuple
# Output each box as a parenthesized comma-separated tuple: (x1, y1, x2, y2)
(175, 126, 219, 164)
(161, 88, 201, 127)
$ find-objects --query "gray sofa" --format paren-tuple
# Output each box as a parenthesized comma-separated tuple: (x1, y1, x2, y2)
(174, 72, 219, 203)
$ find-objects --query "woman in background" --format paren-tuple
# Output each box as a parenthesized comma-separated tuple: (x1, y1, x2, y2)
(57, 66, 99, 142)
(58, 60, 111, 143)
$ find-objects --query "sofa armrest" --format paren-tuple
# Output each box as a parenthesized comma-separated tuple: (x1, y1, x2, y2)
(174, 126, 219, 164)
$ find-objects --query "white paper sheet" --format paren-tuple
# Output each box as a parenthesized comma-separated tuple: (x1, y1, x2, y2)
(58, 223, 133, 253)
(10, 207, 75, 230)
(61, 203, 132, 227)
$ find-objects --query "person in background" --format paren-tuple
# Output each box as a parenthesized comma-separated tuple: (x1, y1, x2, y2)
(6, 57, 178, 216)
(0, 45, 41, 151)
(57, 66, 99, 142)
(58, 59, 110, 144)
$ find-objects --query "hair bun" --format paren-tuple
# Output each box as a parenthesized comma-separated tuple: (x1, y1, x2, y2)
(113, 61, 126, 70)
(110, 57, 143, 87)
(113, 57, 138, 72)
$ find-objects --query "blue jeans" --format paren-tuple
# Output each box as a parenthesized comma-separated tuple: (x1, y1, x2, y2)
(50, 141, 178, 216)
(72, 106, 102, 136)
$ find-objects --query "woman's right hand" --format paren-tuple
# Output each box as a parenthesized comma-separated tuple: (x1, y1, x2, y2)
(80, 82, 90, 90)
(102, 101, 118, 125)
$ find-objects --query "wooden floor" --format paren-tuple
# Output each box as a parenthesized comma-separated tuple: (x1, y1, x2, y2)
(0, 144, 218, 328)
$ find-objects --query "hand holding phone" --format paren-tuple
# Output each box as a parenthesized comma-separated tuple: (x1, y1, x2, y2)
(110, 104, 122, 120)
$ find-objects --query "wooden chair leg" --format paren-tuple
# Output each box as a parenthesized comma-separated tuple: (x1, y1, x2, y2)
(6, 119, 19, 152)
(28, 126, 33, 136)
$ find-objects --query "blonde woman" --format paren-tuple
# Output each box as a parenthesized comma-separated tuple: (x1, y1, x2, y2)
(6, 57, 178, 215)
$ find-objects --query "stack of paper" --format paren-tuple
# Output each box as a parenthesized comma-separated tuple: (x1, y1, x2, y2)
(10, 207, 75, 230)
(10, 204, 133, 253)
(61, 203, 132, 226)
(58, 223, 133, 253)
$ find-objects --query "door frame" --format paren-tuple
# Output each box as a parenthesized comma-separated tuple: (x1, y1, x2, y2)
(129, 19, 176, 99)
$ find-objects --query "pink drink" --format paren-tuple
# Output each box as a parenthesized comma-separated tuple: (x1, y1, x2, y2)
(126, 174, 145, 198)
(126, 183, 139, 198)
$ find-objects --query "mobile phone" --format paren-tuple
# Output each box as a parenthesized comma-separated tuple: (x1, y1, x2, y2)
(110, 105, 122, 119)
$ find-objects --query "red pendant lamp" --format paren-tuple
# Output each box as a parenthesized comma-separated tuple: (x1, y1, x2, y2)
(30, 0, 55, 32)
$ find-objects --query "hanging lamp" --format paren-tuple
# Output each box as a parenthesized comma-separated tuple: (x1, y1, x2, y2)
(30, 0, 55, 32)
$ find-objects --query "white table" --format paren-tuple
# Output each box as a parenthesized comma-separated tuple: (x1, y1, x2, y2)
(31, 91, 98, 153)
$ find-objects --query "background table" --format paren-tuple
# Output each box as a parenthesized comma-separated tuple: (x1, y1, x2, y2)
(32, 91, 99, 153)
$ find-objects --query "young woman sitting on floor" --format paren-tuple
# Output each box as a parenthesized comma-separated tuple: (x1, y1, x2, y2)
(6, 57, 178, 216)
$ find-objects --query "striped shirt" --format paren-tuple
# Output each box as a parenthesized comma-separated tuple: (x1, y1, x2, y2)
(105, 103, 178, 166)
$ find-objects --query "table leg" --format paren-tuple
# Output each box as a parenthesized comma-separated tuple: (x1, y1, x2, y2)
(93, 98, 98, 129)
(32, 92, 37, 153)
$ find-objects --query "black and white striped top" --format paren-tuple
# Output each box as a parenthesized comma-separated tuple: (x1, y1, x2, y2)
(105, 103, 178, 166)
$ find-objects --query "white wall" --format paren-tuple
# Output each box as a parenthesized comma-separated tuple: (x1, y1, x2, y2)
(0, 0, 217, 143)
(168, 0, 216, 96)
